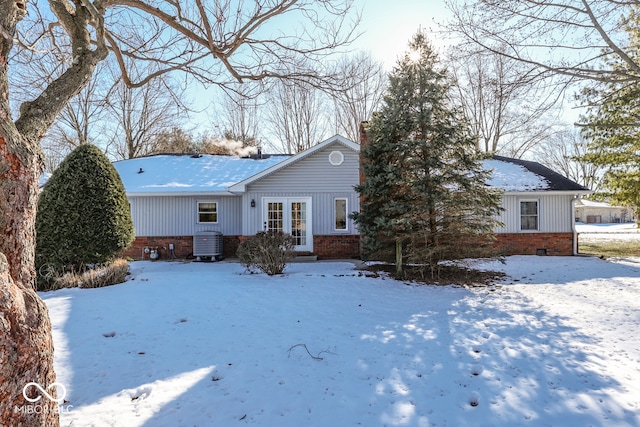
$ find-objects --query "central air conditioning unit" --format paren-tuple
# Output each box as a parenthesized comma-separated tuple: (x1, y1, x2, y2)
(193, 231, 223, 261)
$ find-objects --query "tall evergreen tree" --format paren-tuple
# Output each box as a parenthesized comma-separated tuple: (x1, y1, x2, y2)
(36, 144, 134, 284)
(579, 8, 640, 215)
(353, 31, 503, 278)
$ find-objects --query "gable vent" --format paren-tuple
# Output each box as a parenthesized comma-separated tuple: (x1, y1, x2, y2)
(329, 150, 344, 166)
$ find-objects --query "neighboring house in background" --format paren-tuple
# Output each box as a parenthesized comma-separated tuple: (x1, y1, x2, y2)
(575, 199, 636, 224)
(113, 136, 591, 260)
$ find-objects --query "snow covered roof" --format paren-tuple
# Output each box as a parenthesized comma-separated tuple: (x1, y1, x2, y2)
(484, 159, 549, 191)
(113, 135, 358, 196)
(113, 153, 289, 196)
(109, 142, 588, 196)
(486, 156, 590, 193)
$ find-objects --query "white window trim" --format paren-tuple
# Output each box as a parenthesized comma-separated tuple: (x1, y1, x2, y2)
(197, 200, 219, 224)
(334, 197, 349, 232)
(519, 199, 540, 232)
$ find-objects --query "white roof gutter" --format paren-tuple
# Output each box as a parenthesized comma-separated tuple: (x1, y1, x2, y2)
(125, 191, 236, 197)
(501, 190, 593, 196)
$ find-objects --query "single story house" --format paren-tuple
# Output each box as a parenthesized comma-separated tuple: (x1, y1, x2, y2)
(116, 135, 362, 260)
(575, 199, 636, 224)
(114, 135, 591, 260)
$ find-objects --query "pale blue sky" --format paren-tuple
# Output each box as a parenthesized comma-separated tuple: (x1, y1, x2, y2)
(350, 0, 451, 69)
(189, 1, 453, 132)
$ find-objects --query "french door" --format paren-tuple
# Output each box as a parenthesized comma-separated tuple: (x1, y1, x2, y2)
(262, 197, 313, 252)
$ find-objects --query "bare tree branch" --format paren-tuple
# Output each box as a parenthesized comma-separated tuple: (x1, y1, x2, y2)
(448, 46, 565, 156)
(329, 51, 387, 142)
(287, 343, 336, 360)
(445, 0, 640, 85)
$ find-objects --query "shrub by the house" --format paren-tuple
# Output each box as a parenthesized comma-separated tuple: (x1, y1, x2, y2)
(237, 231, 295, 275)
(36, 144, 134, 289)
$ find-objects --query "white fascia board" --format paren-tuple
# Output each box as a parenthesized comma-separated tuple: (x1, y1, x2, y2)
(125, 191, 236, 197)
(501, 190, 593, 197)
(228, 135, 359, 193)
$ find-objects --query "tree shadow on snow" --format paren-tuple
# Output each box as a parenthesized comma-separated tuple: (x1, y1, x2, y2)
(357, 287, 638, 427)
(40, 262, 250, 426)
(41, 259, 640, 426)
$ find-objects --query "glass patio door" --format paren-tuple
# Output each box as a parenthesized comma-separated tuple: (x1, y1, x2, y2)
(263, 198, 312, 252)
(265, 201, 284, 232)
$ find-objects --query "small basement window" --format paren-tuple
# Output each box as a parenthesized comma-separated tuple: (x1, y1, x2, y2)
(197, 201, 218, 223)
(520, 200, 539, 231)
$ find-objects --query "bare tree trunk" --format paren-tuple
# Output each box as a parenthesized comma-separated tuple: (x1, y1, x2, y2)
(330, 52, 386, 142)
(0, 129, 58, 425)
(395, 239, 403, 279)
(0, 0, 58, 422)
(1, 0, 108, 422)
(267, 78, 328, 154)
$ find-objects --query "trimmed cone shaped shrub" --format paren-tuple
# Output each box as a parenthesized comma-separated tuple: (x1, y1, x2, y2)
(36, 144, 134, 284)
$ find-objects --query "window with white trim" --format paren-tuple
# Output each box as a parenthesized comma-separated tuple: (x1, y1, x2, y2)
(520, 200, 539, 230)
(334, 198, 348, 231)
(197, 201, 218, 223)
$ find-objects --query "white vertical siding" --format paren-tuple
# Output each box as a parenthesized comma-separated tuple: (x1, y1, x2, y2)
(241, 192, 360, 235)
(495, 194, 575, 233)
(248, 143, 360, 193)
(243, 142, 361, 236)
(129, 195, 242, 236)
(127, 146, 577, 241)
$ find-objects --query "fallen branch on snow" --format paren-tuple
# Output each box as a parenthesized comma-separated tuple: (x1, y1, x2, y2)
(287, 343, 336, 361)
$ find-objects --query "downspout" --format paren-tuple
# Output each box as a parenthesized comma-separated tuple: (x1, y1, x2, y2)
(571, 195, 579, 255)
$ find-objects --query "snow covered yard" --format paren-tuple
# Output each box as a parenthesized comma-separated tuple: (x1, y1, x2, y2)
(577, 222, 640, 243)
(41, 256, 640, 427)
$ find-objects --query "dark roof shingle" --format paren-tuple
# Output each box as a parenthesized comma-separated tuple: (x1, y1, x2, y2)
(493, 155, 590, 192)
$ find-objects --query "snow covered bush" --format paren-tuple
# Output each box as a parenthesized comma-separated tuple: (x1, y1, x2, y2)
(36, 144, 134, 289)
(237, 231, 295, 275)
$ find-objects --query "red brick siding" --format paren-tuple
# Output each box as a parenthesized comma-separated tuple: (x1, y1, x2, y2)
(313, 235, 361, 259)
(124, 235, 243, 260)
(223, 235, 243, 258)
(124, 236, 194, 260)
(494, 232, 575, 256)
(125, 232, 572, 260)
(125, 234, 360, 260)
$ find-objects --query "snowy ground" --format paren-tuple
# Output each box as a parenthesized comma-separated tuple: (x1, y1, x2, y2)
(41, 247, 640, 427)
(577, 222, 640, 242)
